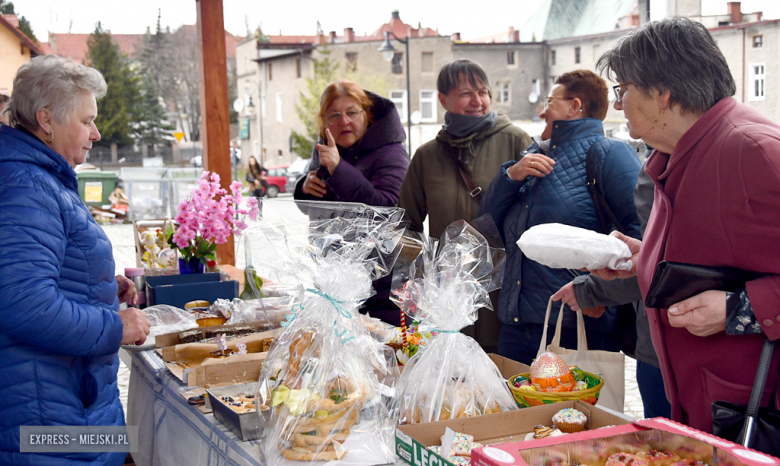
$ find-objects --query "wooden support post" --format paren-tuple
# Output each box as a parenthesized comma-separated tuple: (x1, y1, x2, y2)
(196, 0, 235, 265)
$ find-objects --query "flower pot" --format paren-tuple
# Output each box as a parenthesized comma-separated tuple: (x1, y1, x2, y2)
(179, 257, 205, 274)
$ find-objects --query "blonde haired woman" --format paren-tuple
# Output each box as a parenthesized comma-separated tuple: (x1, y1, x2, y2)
(294, 79, 409, 325)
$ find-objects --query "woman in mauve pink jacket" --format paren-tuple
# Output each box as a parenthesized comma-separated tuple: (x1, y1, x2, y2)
(594, 17, 780, 434)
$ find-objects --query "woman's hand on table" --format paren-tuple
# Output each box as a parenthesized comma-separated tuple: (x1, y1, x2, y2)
(316, 129, 341, 174)
(587, 231, 642, 280)
(667, 290, 727, 337)
(116, 275, 138, 305)
(302, 172, 327, 197)
(119, 308, 152, 346)
(507, 153, 555, 181)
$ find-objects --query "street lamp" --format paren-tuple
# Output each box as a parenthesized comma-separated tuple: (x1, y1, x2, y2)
(378, 31, 411, 155)
(244, 80, 264, 166)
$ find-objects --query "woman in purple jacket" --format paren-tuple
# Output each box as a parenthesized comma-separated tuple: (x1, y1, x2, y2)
(294, 79, 409, 325)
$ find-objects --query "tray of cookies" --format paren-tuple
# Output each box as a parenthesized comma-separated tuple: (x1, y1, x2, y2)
(207, 382, 271, 441)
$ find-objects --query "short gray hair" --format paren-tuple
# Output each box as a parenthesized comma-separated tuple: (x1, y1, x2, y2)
(8, 54, 107, 130)
(437, 59, 491, 96)
(596, 17, 735, 114)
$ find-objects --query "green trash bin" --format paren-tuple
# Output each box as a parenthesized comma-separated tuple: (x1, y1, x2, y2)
(77, 170, 118, 206)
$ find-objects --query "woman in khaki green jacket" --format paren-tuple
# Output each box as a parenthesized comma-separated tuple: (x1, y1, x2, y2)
(397, 59, 532, 352)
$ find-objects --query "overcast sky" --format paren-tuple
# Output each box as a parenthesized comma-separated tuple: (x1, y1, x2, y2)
(19, 0, 780, 41)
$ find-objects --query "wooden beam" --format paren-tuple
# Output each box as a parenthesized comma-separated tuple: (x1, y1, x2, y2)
(196, 0, 234, 266)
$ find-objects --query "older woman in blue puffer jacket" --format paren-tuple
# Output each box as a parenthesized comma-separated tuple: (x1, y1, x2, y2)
(478, 70, 641, 366)
(0, 55, 151, 465)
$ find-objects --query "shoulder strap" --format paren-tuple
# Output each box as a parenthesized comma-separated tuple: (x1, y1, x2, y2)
(586, 140, 626, 234)
(444, 143, 483, 203)
(742, 338, 777, 448)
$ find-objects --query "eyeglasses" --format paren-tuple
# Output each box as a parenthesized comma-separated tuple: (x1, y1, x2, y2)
(613, 83, 632, 103)
(326, 109, 364, 125)
(543, 96, 574, 108)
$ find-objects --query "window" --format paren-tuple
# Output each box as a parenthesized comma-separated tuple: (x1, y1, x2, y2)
(392, 53, 403, 74)
(507, 51, 516, 65)
(421, 52, 434, 73)
(420, 90, 437, 122)
(532, 79, 541, 95)
(574, 47, 581, 64)
(551, 50, 556, 66)
(753, 35, 763, 48)
(296, 58, 302, 78)
(277, 150, 283, 157)
(549, 76, 557, 90)
(389, 90, 407, 121)
(268, 63, 273, 81)
(496, 82, 510, 104)
(346, 52, 358, 71)
(749, 63, 765, 101)
(275, 92, 283, 122)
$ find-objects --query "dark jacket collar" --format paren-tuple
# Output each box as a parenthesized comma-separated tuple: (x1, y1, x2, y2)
(0, 124, 78, 191)
(548, 118, 605, 147)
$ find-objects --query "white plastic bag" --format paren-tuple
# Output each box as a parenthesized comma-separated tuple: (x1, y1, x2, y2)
(517, 223, 632, 271)
(143, 304, 198, 343)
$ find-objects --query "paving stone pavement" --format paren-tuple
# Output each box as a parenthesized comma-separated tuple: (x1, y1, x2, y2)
(103, 222, 645, 420)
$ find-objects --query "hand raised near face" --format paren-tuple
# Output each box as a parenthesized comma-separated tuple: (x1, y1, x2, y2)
(315, 129, 341, 175)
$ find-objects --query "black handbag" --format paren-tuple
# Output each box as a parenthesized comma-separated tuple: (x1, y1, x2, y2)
(645, 261, 765, 309)
(712, 337, 780, 457)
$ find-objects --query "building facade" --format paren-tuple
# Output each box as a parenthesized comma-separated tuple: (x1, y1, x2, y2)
(0, 14, 41, 95)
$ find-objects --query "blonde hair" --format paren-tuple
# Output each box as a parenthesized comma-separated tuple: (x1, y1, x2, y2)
(317, 79, 372, 142)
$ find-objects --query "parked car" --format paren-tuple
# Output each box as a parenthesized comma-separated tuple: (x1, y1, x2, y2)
(265, 166, 293, 198)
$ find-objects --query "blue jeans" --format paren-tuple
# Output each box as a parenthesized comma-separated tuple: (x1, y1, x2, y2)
(498, 323, 620, 366)
(636, 360, 671, 419)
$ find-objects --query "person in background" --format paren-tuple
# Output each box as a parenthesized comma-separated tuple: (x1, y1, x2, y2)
(552, 151, 672, 419)
(0, 55, 151, 465)
(0, 94, 9, 125)
(246, 155, 268, 198)
(478, 70, 641, 365)
(294, 79, 409, 326)
(397, 59, 532, 353)
(592, 17, 780, 433)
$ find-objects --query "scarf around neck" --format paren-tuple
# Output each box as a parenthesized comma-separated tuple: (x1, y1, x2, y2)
(443, 110, 499, 139)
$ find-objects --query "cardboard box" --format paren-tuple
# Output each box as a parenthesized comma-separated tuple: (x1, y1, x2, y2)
(396, 400, 631, 466)
(470, 417, 780, 466)
(154, 320, 277, 348)
(157, 328, 279, 387)
(146, 272, 238, 309)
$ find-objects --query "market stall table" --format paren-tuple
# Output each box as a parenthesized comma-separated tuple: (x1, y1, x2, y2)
(121, 347, 405, 466)
(123, 348, 263, 466)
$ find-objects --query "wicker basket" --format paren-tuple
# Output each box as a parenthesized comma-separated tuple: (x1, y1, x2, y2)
(508, 372, 604, 408)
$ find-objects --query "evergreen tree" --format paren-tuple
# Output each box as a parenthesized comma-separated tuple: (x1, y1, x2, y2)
(290, 47, 340, 159)
(0, 0, 37, 43)
(134, 71, 174, 146)
(86, 22, 140, 147)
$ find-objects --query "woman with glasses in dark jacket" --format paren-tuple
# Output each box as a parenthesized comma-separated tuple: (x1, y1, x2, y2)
(294, 79, 409, 325)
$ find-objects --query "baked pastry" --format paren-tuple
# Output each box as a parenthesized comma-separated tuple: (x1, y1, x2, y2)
(552, 408, 587, 433)
(671, 460, 710, 466)
(638, 450, 681, 466)
(606, 453, 649, 466)
(673, 443, 712, 462)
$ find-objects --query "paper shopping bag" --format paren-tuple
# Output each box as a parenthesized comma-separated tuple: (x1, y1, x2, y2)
(538, 297, 626, 412)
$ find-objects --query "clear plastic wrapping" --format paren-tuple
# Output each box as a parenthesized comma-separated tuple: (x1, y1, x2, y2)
(143, 304, 198, 343)
(247, 201, 405, 465)
(393, 219, 518, 424)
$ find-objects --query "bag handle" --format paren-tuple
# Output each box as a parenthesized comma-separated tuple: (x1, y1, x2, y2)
(539, 297, 589, 356)
(742, 337, 777, 448)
